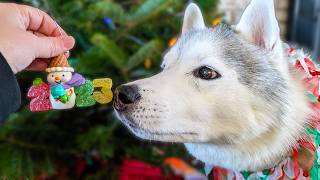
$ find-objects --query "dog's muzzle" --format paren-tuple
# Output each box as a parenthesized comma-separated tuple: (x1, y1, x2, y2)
(113, 85, 141, 111)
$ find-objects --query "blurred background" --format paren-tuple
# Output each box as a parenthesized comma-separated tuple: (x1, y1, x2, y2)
(0, 0, 318, 179)
(219, 0, 320, 61)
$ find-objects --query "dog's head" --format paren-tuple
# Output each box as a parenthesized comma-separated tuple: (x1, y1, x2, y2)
(114, 0, 289, 145)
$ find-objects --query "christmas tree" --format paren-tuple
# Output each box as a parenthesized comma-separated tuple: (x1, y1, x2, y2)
(0, 0, 217, 178)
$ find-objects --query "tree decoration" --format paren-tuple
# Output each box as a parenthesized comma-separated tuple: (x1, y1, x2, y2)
(102, 17, 116, 30)
(102, 17, 113, 26)
(27, 55, 113, 112)
(168, 36, 178, 47)
(119, 159, 164, 180)
(164, 157, 206, 179)
(211, 17, 221, 26)
(143, 58, 152, 69)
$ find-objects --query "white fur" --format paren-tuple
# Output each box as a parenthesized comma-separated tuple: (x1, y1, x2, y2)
(235, 0, 290, 78)
(185, 76, 310, 170)
(115, 1, 312, 171)
(182, 3, 205, 35)
(235, 0, 280, 50)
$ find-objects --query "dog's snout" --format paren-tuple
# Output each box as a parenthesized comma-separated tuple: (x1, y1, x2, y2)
(114, 85, 141, 110)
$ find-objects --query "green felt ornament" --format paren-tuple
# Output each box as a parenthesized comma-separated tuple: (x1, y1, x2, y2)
(74, 80, 96, 107)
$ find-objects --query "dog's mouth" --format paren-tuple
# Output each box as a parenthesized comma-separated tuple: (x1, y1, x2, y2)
(115, 110, 198, 142)
(113, 88, 200, 142)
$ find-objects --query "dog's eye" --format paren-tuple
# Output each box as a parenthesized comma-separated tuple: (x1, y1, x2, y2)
(194, 66, 220, 80)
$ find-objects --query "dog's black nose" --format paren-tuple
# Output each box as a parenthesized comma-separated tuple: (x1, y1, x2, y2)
(114, 85, 141, 110)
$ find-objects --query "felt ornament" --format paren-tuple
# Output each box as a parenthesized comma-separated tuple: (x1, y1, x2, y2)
(27, 54, 113, 112)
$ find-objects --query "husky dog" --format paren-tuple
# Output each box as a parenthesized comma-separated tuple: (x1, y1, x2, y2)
(113, 0, 312, 171)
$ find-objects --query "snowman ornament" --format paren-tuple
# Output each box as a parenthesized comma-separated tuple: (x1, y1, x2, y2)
(27, 54, 113, 112)
(46, 55, 85, 109)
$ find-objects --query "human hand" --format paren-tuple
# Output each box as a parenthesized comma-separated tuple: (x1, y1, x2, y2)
(0, 3, 75, 73)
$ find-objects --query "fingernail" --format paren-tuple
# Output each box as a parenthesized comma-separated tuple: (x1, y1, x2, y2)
(62, 36, 75, 49)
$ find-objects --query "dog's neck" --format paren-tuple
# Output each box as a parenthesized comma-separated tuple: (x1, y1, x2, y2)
(184, 48, 313, 171)
(185, 100, 309, 171)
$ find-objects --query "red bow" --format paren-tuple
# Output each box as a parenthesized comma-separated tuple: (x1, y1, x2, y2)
(292, 49, 320, 101)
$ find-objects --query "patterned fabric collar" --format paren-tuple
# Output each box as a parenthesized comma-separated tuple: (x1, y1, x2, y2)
(206, 48, 320, 179)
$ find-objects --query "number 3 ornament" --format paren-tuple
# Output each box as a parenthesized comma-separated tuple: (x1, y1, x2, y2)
(27, 54, 113, 112)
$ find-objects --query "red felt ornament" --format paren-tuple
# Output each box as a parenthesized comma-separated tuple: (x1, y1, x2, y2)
(119, 159, 164, 180)
(27, 78, 52, 112)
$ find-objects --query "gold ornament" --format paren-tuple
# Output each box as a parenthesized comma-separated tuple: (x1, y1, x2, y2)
(144, 58, 152, 69)
(212, 17, 221, 26)
(168, 36, 177, 47)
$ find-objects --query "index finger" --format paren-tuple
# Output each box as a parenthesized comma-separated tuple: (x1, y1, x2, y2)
(19, 5, 67, 37)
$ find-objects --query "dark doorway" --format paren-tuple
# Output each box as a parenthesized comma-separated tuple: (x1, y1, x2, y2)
(290, 0, 320, 61)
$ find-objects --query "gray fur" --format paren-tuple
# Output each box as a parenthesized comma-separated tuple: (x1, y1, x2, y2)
(175, 25, 288, 124)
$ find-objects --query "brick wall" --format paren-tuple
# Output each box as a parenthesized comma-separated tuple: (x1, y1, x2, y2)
(218, 0, 290, 38)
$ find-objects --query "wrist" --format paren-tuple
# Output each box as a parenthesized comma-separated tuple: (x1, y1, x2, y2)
(0, 45, 17, 74)
(0, 51, 21, 121)
(0, 50, 16, 74)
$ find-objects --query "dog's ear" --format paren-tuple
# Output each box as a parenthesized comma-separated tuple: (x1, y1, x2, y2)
(235, 0, 280, 50)
(182, 3, 205, 35)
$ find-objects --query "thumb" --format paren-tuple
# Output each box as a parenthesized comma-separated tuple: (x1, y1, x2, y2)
(35, 36, 75, 58)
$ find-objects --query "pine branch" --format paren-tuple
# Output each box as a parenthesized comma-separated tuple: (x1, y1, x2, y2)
(0, 137, 81, 155)
(125, 39, 163, 71)
(128, 0, 176, 27)
(90, 33, 128, 69)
